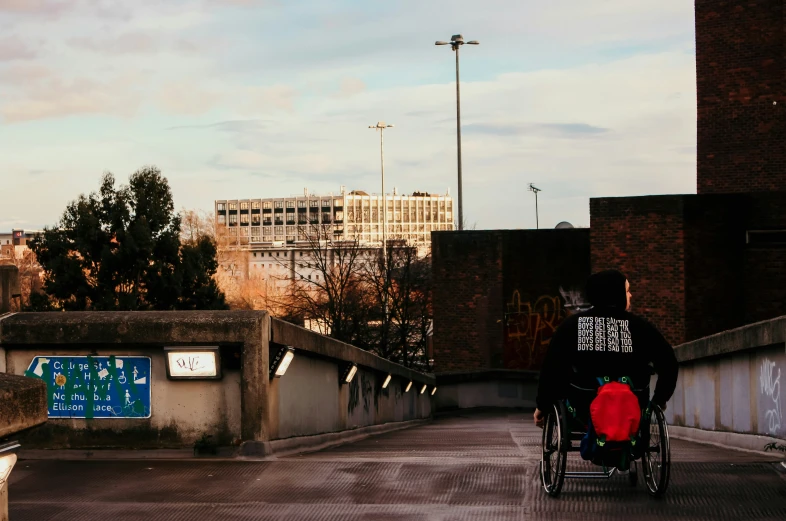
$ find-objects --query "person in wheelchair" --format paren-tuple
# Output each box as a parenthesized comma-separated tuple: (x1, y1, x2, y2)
(533, 269, 679, 469)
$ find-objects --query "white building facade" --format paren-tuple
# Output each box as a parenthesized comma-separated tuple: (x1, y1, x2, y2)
(214, 187, 454, 248)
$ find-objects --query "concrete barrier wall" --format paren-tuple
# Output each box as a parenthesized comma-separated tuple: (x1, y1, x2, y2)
(434, 370, 537, 410)
(268, 318, 433, 441)
(3, 346, 242, 448)
(0, 311, 435, 450)
(667, 316, 786, 442)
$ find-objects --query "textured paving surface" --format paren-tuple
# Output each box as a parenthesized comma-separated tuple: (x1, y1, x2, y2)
(9, 410, 786, 520)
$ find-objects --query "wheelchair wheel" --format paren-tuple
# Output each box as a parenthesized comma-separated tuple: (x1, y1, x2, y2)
(540, 402, 568, 497)
(641, 404, 671, 497)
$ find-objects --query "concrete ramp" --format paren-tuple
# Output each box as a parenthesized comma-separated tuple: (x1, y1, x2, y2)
(9, 410, 786, 520)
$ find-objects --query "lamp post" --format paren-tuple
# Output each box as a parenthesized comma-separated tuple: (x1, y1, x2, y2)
(436, 34, 479, 231)
(528, 183, 541, 229)
(369, 122, 393, 323)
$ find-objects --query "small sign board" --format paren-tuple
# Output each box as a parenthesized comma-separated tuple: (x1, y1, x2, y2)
(24, 356, 151, 419)
(164, 347, 221, 380)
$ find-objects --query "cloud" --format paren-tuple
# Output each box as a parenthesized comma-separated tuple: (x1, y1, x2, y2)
(69, 32, 158, 54)
(0, 0, 71, 18)
(167, 119, 271, 132)
(464, 122, 609, 138)
(244, 85, 298, 113)
(0, 36, 37, 61)
(206, 0, 279, 7)
(157, 82, 222, 115)
(0, 72, 145, 123)
(0, 64, 52, 85)
(333, 77, 366, 98)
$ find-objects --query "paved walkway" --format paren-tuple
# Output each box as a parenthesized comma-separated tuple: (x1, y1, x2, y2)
(9, 410, 786, 520)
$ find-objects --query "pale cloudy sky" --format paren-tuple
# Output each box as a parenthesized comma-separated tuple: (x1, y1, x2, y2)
(0, 0, 697, 231)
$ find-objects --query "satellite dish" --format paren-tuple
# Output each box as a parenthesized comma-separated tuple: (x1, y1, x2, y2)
(555, 221, 574, 229)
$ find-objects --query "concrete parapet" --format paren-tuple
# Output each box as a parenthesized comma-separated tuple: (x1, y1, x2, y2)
(0, 311, 434, 452)
(0, 372, 47, 439)
(668, 315, 786, 448)
(434, 369, 538, 410)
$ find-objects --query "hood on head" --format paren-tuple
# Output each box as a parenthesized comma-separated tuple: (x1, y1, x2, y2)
(585, 269, 627, 309)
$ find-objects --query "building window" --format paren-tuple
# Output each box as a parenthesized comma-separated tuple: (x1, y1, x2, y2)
(240, 214, 249, 224)
(275, 226, 283, 235)
(229, 214, 237, 225)
(252, 214, 260, 225)
(322, 200, 330, 207)
(298, 200, 306, 208)
(287, 201, 295, 208)
(275, 201, 283, 209)
(253, 202, 261, 209)
(240, 202, 249, 210)
(263, 228, 272, 236)
(310, 200, 318, 208)
(263, 215, 272, 224)
(218, 215, 226, 224)
(263, 202, 271, 209)
(217, 203, 226, 211)
(229, 203, 237, 210)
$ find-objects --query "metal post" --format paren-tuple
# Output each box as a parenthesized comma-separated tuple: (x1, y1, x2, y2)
(380, 128, 387, 279)
(535, 191, 539, 229)
(436, 35, 478, 230)
(455, 46, 463, 231)
(528, 183, 542, 230)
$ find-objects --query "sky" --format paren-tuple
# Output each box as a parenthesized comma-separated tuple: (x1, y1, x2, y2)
(0, 0, 697, 231)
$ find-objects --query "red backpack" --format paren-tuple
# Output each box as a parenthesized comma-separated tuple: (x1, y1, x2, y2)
(590, 376, 641, 442)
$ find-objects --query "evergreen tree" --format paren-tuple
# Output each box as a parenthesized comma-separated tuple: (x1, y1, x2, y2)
(29, 167, 227, 311)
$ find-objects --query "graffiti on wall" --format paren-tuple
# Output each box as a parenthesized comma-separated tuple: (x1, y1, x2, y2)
(559, 286, 592, 314)
(760, 357, 782, 435)
(503, 287, 590, 370)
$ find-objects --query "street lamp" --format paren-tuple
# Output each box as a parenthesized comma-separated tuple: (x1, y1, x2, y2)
(436, 34, 479, 231)
(528, 183, 542, 229)
(369, 122, 394, 323)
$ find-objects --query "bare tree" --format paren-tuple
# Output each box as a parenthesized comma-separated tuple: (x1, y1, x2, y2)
(361, 244, 433, 370)
(180, 208, 253, 308)
(273, 224, 372, 345)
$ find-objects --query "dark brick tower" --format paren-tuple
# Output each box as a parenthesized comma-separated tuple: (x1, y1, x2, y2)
(696, 0, 786, 193)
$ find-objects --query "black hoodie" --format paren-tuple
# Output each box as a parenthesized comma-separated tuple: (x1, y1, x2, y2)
(535, 270, 679, 411)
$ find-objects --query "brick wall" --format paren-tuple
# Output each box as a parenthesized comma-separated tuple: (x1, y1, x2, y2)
(591, 193, 786, 345)
(683, 194, 747, 340)
(590, 196, 687, 346)
(431, 232, 504, 372)
(501, 230, 590, 370)
(431, 229, 590, 373)
(696, 0, 786, 193)
(742, 193, 786, 324)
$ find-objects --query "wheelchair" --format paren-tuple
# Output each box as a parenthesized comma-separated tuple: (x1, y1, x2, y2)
(540, 382, 671, 498)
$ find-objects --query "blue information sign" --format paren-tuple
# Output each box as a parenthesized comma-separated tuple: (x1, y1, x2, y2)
(25, 356, 151, 419)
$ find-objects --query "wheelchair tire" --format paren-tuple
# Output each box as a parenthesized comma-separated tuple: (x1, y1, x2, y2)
(540, 402, 568, 497)
(641, 404, 671, 497)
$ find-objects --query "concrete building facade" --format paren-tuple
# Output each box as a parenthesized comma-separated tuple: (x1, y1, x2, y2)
(215, 188, 454, 248)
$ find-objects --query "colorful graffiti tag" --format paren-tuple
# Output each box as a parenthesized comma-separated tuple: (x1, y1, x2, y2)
(503, 288, 589, 370)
